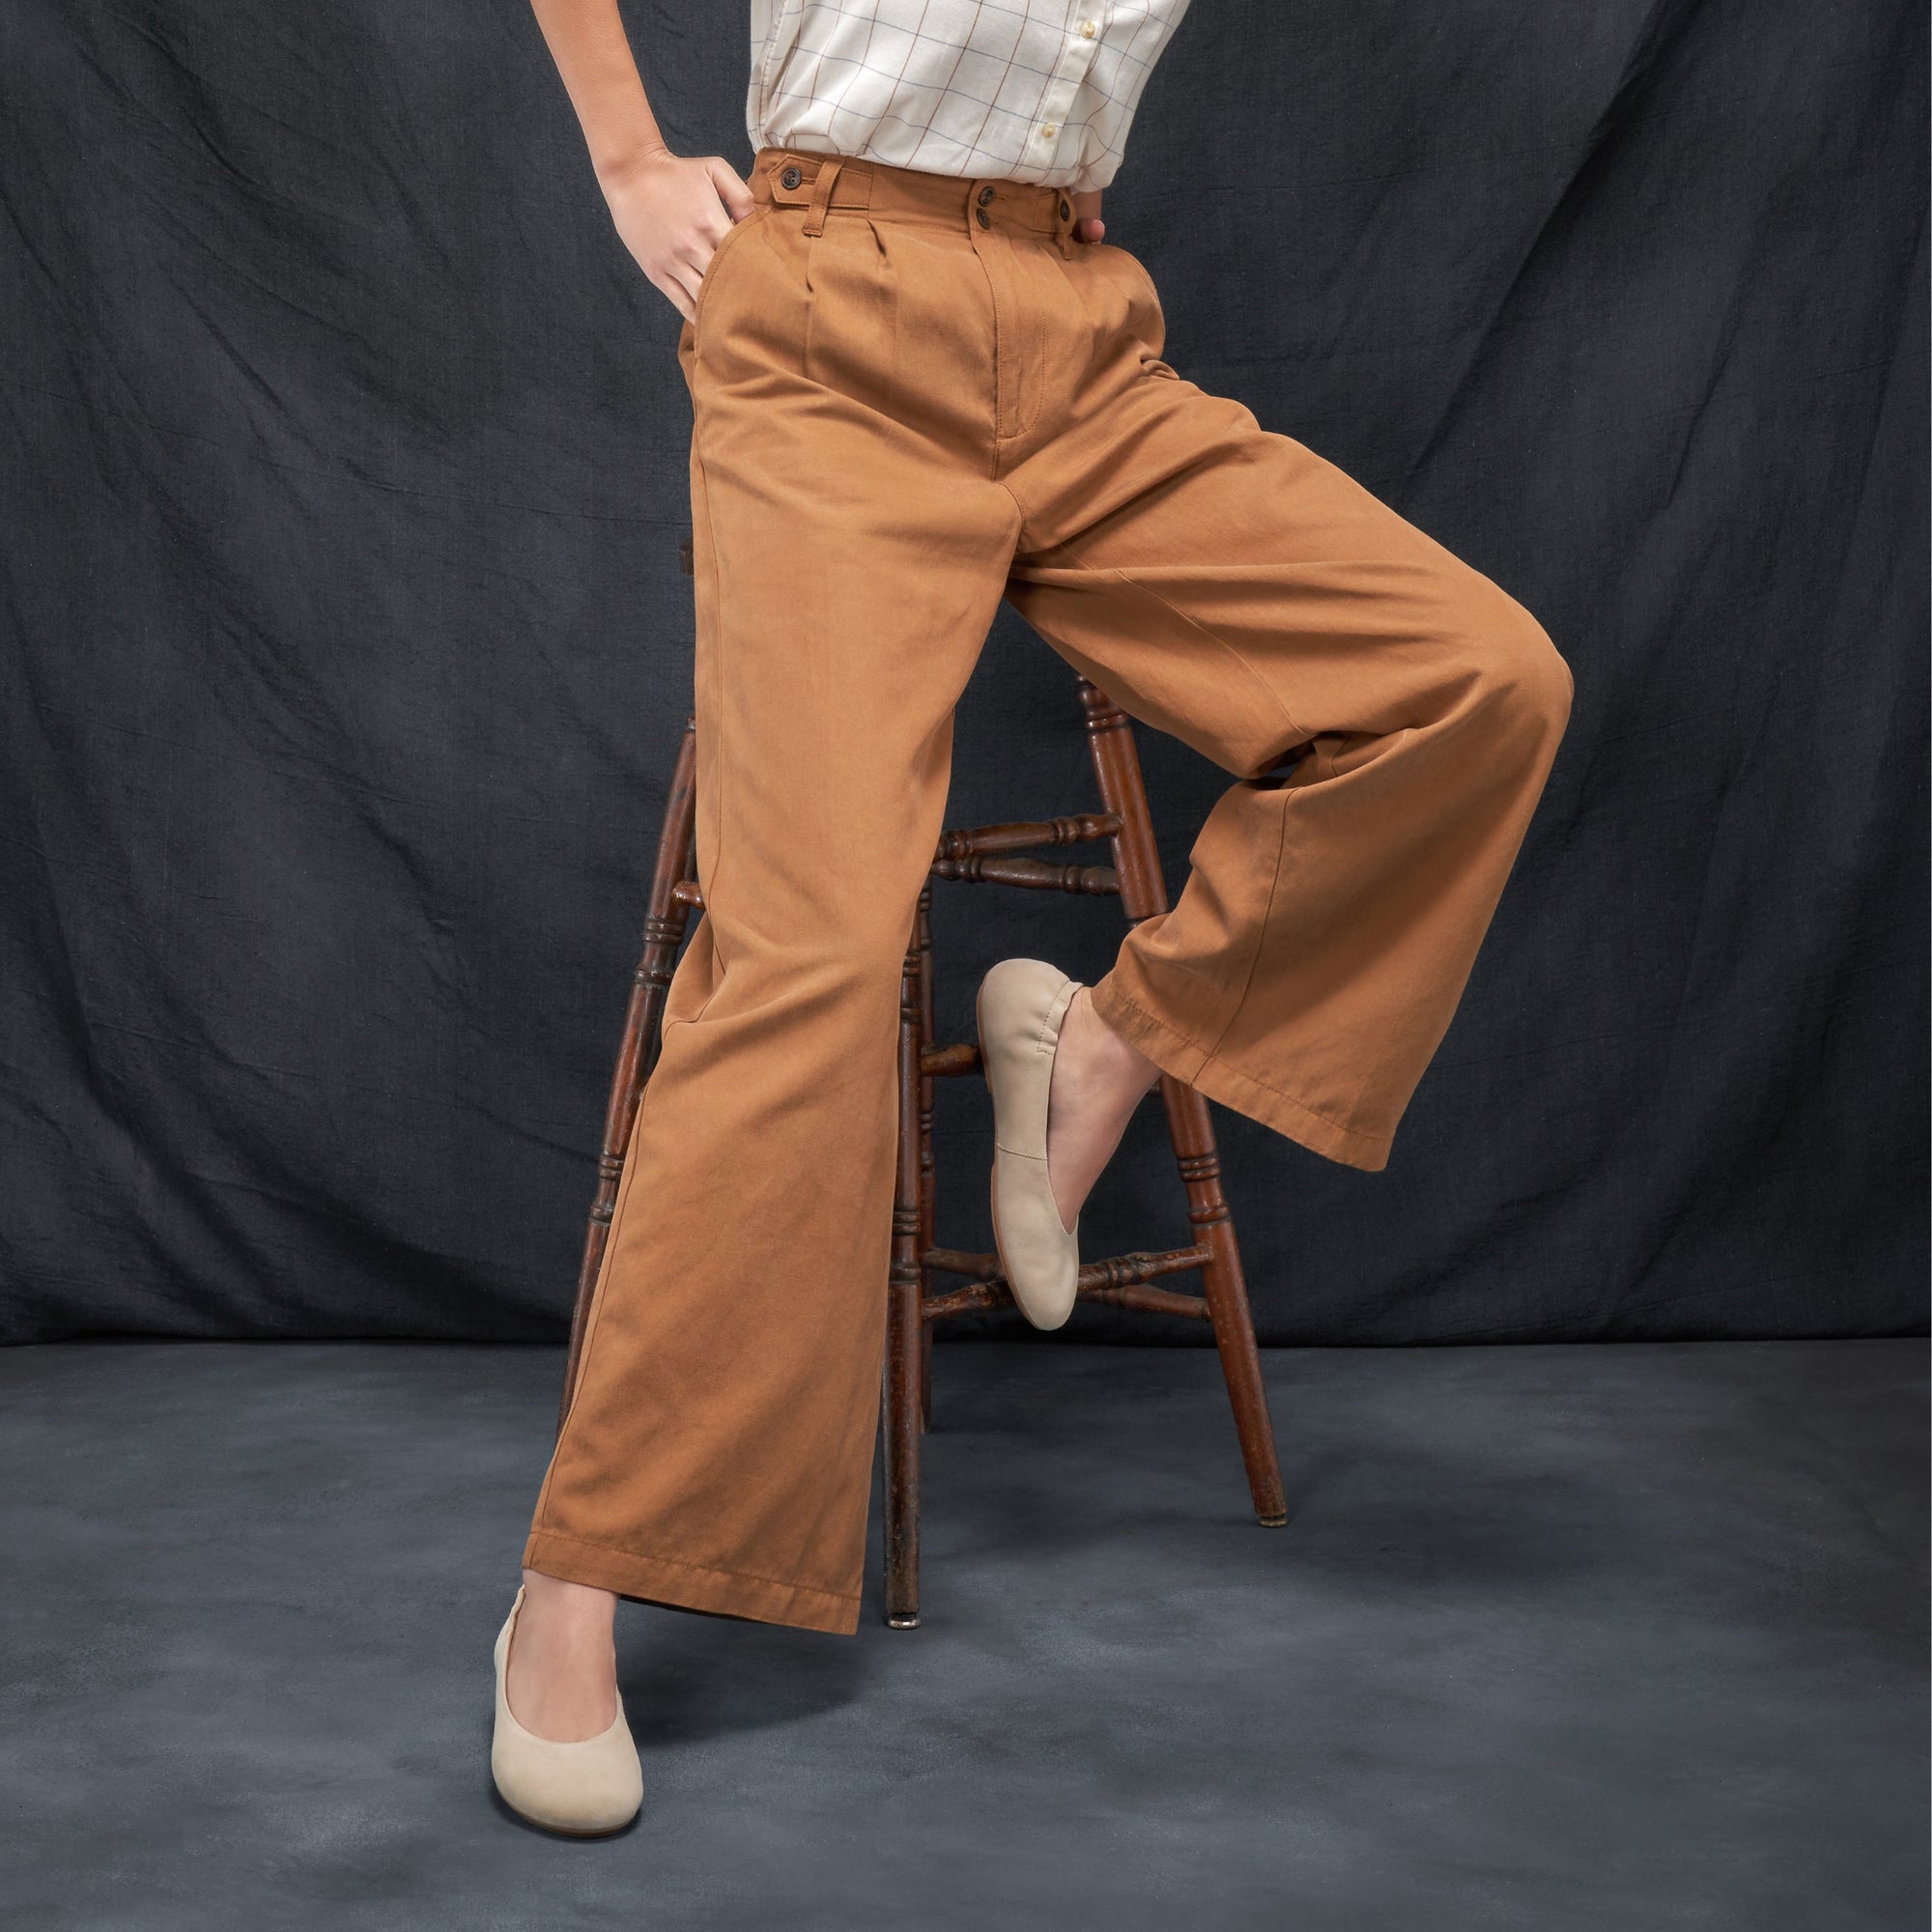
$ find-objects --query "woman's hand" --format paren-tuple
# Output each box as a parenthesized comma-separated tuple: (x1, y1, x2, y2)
(1071, 191, 1105, 243)
(598, 148, 754, 321)
(526, 0, 751, 318)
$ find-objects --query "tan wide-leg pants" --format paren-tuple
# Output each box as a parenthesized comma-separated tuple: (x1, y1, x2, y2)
(525, 149, 1573, 1634)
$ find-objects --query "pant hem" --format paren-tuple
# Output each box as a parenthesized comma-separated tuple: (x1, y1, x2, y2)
(1088, 980, 1394, 1174)
(523, 1529, 863, 1636)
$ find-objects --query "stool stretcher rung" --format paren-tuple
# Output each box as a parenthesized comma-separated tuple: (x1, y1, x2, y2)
(920, 1280, 1009, 1319)
(919, 1043, 981, 1077)
(933, 813, 1121, 861)
(920, 1243, 1213, 1321)
(928, 854, 1119, 895)
(925, 1246, 1002, 1281)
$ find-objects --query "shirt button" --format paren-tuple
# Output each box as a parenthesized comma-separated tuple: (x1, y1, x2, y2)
(1041, 123, 1058, 138)
(1080, 19, 1097, 36)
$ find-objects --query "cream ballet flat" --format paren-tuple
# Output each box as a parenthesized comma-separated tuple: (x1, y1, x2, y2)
(977, 957, 1082, 1331)
(492, 1587, 642, 1835)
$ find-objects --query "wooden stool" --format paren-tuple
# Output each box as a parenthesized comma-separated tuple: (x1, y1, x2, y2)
(560, 545, 1287, 1629)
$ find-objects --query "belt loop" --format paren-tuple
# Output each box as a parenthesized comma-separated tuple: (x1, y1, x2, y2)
(802, 157, 844, 238)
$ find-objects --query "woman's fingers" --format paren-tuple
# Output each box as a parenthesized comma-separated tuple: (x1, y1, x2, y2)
(600, 149, 757, 321)
(656, 257, 701, 322)
(706, 156, 756, 221)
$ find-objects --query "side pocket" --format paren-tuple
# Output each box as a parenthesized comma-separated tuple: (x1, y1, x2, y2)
(1100, 242, 1168, 367)
(691, 204, 771, 345)
(1104, 242, 1163, 315)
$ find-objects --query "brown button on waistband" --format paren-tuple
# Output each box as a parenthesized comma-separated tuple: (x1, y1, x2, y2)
(977, 185, 997, 207)
(1060, 199, 1071, 219)
(780, 164, 803, 189)
(976, 208, 992, 228)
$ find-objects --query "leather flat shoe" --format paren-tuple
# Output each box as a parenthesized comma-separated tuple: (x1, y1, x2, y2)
(977, 957, 1082, 1330)
(492, 1587, 642, 1835)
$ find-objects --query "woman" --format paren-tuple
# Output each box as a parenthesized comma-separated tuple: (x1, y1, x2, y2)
(493, 0, 1573, 1834)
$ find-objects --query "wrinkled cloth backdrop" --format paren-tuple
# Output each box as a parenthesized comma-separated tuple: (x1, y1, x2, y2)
(1, 1, 1924, 1344)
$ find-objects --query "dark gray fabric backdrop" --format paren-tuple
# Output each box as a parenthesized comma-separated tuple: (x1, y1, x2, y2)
(1, 1, 1924, 1345)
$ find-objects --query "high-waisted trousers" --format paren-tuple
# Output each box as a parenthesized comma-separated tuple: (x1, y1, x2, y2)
(525, 148, 1574, 1634)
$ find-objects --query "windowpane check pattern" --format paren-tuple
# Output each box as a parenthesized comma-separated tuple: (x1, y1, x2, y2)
(748, 1, 1192, 194)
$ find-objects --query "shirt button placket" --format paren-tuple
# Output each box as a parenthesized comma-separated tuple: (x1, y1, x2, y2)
(1040, 14, 1098, 156)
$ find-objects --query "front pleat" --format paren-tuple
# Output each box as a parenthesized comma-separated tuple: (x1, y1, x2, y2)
(801, 213, 900, 400)
(800, 215, 819, 384)
(863, 217, 900, 395)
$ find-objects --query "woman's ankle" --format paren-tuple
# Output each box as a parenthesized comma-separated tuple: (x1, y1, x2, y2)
(521, 1567, 618, 1629)
(1067, 986, 1160, 1096)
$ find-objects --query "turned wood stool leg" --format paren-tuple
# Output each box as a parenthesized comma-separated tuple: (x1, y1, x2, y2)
(559, 715, 699, 1433)
(1077, 682, 1289, 1526)
(915, 888, 937, 1433)
(1161, 1081, 1289, 1523)
(882, 917, 926, 1627)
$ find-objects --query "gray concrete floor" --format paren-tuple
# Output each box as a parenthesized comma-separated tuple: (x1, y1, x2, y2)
(1, 1338, 1924, 1931)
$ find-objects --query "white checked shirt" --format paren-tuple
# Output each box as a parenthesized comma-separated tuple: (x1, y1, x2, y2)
(747, 1, 1192, 195)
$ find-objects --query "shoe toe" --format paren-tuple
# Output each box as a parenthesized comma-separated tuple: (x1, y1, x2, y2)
(978, 960, 1082, 1330)
(492, 1723, 642, 1836)
(992, 1149, 1078, 1328)
(491, 1593, 643, 1836)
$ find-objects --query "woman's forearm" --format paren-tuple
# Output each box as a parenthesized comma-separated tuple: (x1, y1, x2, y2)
(527, 0, 668, 185)
(526, 0, 753, 320)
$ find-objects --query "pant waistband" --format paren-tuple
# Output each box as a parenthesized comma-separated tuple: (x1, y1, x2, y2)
(750, 147, 1077, 252)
